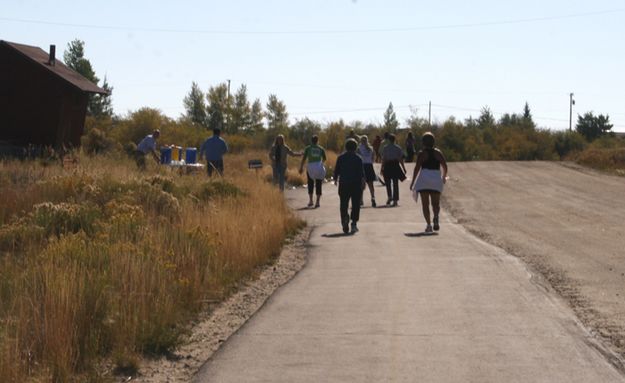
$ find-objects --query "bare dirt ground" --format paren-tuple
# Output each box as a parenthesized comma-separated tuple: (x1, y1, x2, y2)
(126, 228, 311, 383)
(443, 161, 625, 358)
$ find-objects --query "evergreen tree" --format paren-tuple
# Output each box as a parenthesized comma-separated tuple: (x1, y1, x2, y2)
(477, 106, 495, 129)
(248, 99, 265, 134)
(64, 39, 98, 83)
(499, 113, 520, 126)
(63, 39, 113, 118)
(183, 82, 207, 127)
(229, 84, 252, 134)
(522, 102, 536, 129)
(89, 76, 114, 118)
(383, 102, 399, 132)
(576, 112, 613, 141)
(266, 94, 289, 137)
(206, 83, 229, 132)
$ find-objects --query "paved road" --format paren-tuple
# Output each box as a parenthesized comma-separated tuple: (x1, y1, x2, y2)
(195, 164, 624, 382)
(443, 161, 625, 358)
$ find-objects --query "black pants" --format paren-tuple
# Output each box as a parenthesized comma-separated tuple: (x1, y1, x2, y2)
(339, 181, 362, 223)
(207, 160, 224, 176)
(384, 176, 399, 202)
(406, 148, 415, 162)
(307, 173, 323, 195)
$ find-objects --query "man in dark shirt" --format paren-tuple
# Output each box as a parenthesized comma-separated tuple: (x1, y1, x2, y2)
(333, 139, 365, 234)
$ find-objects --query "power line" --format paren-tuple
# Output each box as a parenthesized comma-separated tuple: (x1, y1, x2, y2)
(290, 104, 423, 116)
(1, 8, 623, 35)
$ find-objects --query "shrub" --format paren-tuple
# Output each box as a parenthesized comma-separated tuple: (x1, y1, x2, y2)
(576, 148, 625, 172)
(196, 180, 245, 201)
(81, 127, 116, 155)
(554, 131, 587, 159)
(32, 202, 101, 237)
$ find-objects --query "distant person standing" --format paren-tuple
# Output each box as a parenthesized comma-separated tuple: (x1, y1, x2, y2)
(405, 132, 416, 162)
(334, 139, 365, 234)
(357, 136, 377, 207)
(410, 132, 448, 233)
(199, 128, 228, 176)
(135, 129, 161, 169)
(346, 129, 360, 143)
(299, 135, 327, 208)
(372, 135, 382, 163)
(269, 135, 301, 191)
(381, 134, 406, 206)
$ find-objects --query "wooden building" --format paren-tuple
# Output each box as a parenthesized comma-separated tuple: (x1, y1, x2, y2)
(0, 40, 107, 149)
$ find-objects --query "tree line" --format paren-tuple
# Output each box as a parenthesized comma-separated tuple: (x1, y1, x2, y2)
(67, 39, 622, 160)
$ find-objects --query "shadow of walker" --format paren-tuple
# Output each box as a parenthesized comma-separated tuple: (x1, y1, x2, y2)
(322, 232, 355, 238)
(404, 232, 439, 238)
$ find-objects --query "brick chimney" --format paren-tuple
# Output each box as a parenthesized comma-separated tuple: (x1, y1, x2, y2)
(48, 44, 56, 66)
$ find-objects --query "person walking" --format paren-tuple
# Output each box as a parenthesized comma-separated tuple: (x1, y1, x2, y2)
(409, 132, 448, 233)
(299, 135, 327, 208)
(135, 129, 161, 169)
(199, 128, 228, 176)
(381, 134, 407, 206)
(405, 131, 416, 162)
(357, 135, 377, 207)
(333, 139, 365, 234)
(269, 135, 301, 191)
(372, 135, 382, 163)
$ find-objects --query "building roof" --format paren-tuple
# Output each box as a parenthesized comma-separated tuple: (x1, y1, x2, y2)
(1, 40, 108, 95)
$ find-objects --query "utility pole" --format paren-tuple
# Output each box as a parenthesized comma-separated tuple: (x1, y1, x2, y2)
(428, 101, 432, 127)
(569, 93, 575, 132)
(225, 79, 231, 132)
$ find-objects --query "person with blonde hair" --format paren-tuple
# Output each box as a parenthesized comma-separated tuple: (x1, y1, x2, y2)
(357, 135, 377, 207)
(269, 135, 301, 191)
(410, 132, 448, 233)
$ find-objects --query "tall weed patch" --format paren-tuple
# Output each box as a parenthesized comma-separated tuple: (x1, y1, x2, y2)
(0, 153, 302, 382)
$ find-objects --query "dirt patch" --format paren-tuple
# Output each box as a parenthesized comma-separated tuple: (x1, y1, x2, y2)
(442, 161, 625, 371)
(124, 227, 311, 383)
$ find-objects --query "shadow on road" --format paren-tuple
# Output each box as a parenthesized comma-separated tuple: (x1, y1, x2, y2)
(404, 232, 439, 237)
(295, 206, 316, 211)
(322, 232, 355, 238)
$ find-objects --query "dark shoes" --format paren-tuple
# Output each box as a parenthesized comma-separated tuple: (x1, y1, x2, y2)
(350, 222, 359, 234)
(371, 199, 377, 208)
(433, 216, 440, 231)
(342, 218, 350, 234)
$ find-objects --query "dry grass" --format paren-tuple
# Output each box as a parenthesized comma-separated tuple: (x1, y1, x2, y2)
(575, 147, 625, 175)
(0, 151, 303, 382)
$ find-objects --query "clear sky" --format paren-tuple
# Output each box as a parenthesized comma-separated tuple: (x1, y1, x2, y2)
(2, 0, 625, 131)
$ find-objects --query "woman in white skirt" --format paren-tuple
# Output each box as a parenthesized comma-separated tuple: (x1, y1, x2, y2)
(409, 132, 448, 233)
(358, 136, 377, 207)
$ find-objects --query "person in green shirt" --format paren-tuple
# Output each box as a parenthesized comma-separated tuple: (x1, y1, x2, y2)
(299, 135, 327, 208)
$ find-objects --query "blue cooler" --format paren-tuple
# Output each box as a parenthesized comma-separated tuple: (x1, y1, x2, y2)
(160, 147, 172, 164)
(185, 147, 197, 164)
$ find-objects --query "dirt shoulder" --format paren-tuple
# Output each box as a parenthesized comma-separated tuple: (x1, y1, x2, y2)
(443, 161, 625, 359)
(127, 228, 311, 383)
